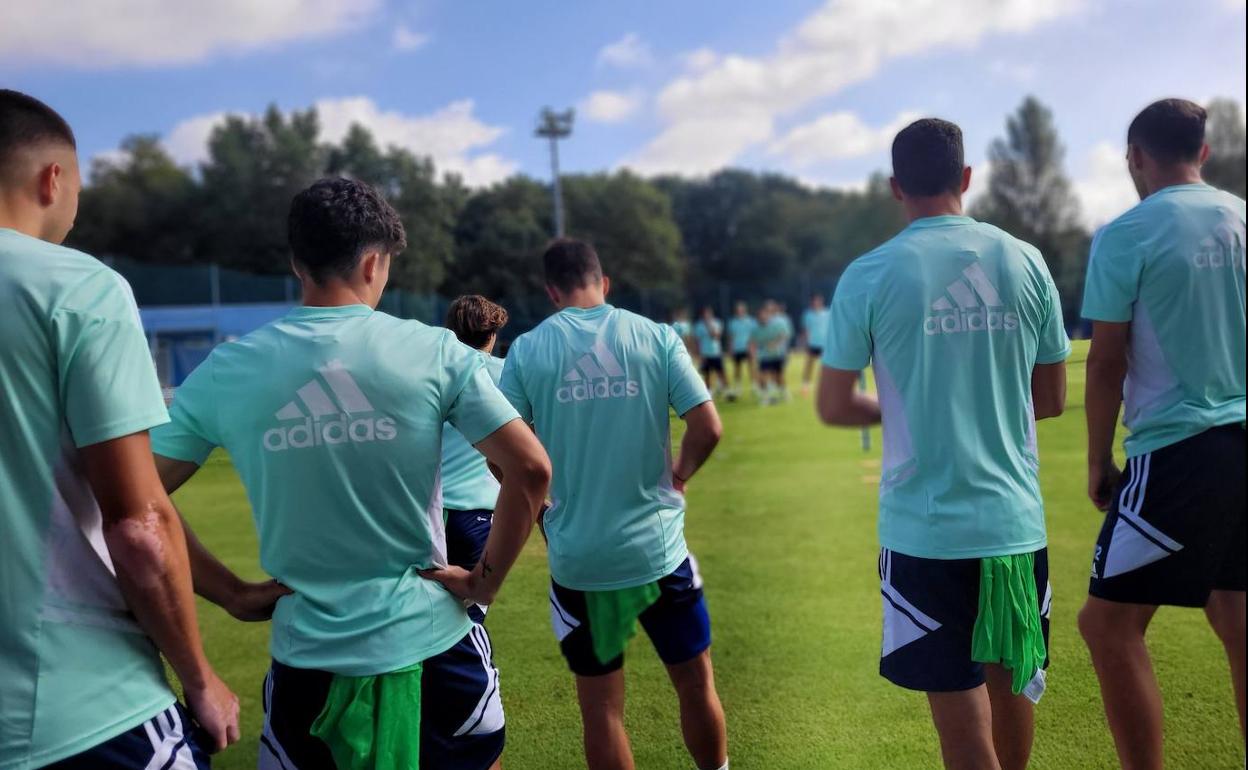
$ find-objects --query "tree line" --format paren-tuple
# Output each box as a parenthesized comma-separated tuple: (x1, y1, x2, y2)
(69, 97, 1246, 319)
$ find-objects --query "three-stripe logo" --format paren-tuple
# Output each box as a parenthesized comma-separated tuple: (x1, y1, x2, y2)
(555, 341, 641, 403)
(263, 360, 397, 452)
(924, 262, 1020, 336)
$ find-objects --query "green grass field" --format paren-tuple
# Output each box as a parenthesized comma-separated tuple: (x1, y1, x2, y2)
(177, 340, 1243, 769)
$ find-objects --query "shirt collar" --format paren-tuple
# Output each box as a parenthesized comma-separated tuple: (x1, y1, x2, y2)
(285, 304, 374, 321)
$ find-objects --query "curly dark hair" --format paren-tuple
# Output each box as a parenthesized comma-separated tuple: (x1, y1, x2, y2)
(287, 176, 407, 285)
(445, 295, 509, 350)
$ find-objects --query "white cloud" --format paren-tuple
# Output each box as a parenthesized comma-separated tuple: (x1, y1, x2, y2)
(625, 0, 1086, 175)
(151, 97, 516, 187)
(1074, 141, 1139, 228)
(579, 90, 645, 124)
(391, 24, 429, 52)
(682, 47, 719, 72)
(768, 110, 922, 166)
(0, 0, 378, 68)
(598, 33, 652, 69)
(987, 59, 1039, 84)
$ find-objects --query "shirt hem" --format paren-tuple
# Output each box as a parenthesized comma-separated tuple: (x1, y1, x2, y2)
(15, 693, 175, 769)
(551, 545, 689, 592)
(271, 616, 474, 677)
(879, 538, 1048, 561)
(1124, 418, 1247, 458)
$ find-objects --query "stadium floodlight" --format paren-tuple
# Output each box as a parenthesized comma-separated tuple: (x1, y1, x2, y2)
(535, 107, 574, 237)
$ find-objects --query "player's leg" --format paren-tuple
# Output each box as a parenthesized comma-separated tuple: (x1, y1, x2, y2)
(576, 671, 633, 770)
(801, 349, 817, 392)
(983, 665, 1032, 770)
(641, 556, 726, 769)
(1205, 590, 1246, 739)
(927, 686, 1000, 770)
(552, 581, 634, 769)
(258, 661, 339, 770)
(1078, 598, 1162, 769)
(879, 549, 994, 769)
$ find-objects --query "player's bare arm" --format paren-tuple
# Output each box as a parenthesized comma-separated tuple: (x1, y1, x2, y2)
(155, 453, 292, 622)
(1085, 321, 1130, 510)
(82, 431, 240, 753)
(816, 366, 882, 426)
(421, 418, 551, 605)
(673, 401, 723, 492)
(1031, 361, 1067, 420)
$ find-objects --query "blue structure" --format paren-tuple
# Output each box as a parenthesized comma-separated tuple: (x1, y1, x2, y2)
(141, 303, 292, 386)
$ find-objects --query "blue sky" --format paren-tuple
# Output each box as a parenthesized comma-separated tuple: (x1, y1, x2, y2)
(3, 0, 1245, 225)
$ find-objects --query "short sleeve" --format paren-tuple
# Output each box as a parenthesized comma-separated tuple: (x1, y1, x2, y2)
(53, 268, 168, 448)
(1036, 271, 1071, 365)
(499, 341, 533, 423)
(150, 355, 221, 464)
(821, 268, 873, 371)
(443, 337, 520, 444)
(1081, 224, 1141, 323)
(665, 326, 711, 416)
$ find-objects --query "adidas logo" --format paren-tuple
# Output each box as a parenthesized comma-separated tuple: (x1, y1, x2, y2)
(555, 341, 641, 403)
(924, 263, 1020, 336)
(262, 360, 397, 452)
(1192, 221, 1246, 270)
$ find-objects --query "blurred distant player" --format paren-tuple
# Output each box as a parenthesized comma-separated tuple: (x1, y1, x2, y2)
(0, 89, 244, 770)
(672, 308, 695, 356)
(694, 306, 728, 396)
(501, 238, 728, 770)
(726, 301, 757, 400)
(818, 118, 1069, 770)
(800, 294, 831, 394)
(151, 178, 551, 770)
(1077, 99, 1246, 770)
(753, 301, 792, 405)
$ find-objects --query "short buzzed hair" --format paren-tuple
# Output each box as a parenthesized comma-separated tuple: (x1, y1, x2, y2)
(0, 90, 76, 179)
(891, 118, 964, 197)
(543, 238, 603, 293)
(1128, 99, 1207, 165)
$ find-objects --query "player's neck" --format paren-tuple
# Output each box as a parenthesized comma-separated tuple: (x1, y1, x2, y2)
(0, 200, 51, 243)
(1146, 166, 1203, 196)
(558, 289, 606, 310)
(300, 281, 375, 309)
(903, 194, 964, 222)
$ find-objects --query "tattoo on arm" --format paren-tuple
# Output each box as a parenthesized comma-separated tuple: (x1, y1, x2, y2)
(480, 553, 494, 577)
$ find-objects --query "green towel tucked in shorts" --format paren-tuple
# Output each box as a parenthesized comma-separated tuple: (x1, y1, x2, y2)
(971, 553, 1046, 696)
(310, 661, 423, 770)
(585, 582, 663, 665)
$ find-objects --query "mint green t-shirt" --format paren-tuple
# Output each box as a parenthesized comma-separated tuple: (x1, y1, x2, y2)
(499, 304, 711, 590)
(693, 318, 724, 358)
(755, 315, 791, 361)
(151, 305, 519, 676)
(440, 354, 505, 512)
(1082, 183, 1246, 457)
(727, 315, 757, 353)
(823, 216, 1070, 560)
(0, 229, 175, 770)
(803, 307, 831, 348)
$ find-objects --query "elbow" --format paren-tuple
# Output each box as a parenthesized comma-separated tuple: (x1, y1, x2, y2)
(103, 510, 173, 583)
(816, 399, 845, 426)
(1034, 400, 1065, 420)
(522, 453, 553, 498)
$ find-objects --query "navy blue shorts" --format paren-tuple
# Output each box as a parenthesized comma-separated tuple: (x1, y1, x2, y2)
(732, 351, 750, 364)
(259, 628, 504, 770)
(549, 556, 712, 677)
(1089, 424, 1246, 607)
(446, 508, 494, 623)
(45, 703, 210, 769)
(758, 359, 784, 374)
(879, 548, 1051, 692)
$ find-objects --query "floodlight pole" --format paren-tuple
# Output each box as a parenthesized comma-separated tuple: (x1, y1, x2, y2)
(536, 107, 574, 237)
